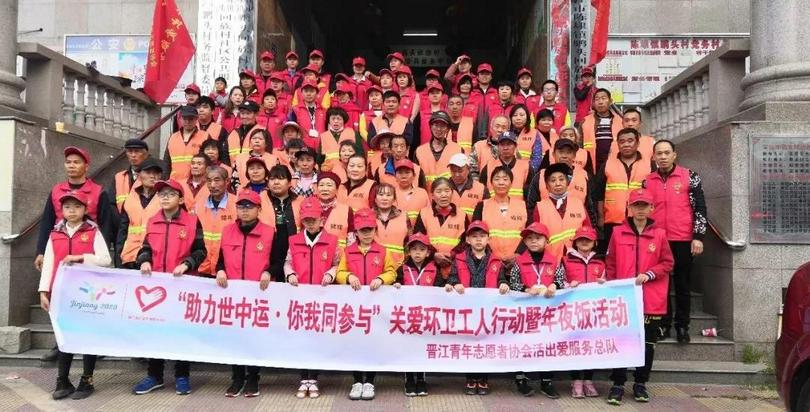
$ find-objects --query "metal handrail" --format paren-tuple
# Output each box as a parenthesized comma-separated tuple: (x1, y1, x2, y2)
(708, 219, 746, 250)
(1, 106, 180, 244)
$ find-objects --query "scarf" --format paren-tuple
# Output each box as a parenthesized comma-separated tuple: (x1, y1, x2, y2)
(548, 191, 568, 209)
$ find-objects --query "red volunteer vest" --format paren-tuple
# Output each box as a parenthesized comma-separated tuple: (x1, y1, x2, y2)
(562, 253, 606, 285)
(345, 242, 387, 285)
(453, 250, 502, 288)
(143, 209, 199, 273)
(645, 166, 693, 241)
(220, 221, 275, 281)
(51, 180, 103, 222)
(288, 231, 339, 284)
(401, 262, 438, 286)
(516, 250, 558, 288)
(48, 223, 97, 292)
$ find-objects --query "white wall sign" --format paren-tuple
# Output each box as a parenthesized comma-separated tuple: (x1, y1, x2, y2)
(196, 0, 256, 97)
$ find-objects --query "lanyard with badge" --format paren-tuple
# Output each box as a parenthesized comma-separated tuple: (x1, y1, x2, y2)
(406, 265, 427, 285)
(532, 262, 548, 286)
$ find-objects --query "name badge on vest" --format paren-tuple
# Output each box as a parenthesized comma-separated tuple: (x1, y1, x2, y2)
(80, 233, 89, 243)
(648, 243, 656, 253)
(672, 181, 682, 194)
(256, 241, 264, 251)
(178, 229, 187, 240)
(373, 256, 380, 266)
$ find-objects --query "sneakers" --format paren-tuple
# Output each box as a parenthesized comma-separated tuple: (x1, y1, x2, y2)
(465, 380, 478, 395)
(516, 377, 534, 396)
(349, 382, 363, 400)
(297, 380, 310, 399)
(71, 375, 94, 400)
(175, 377, 191, 395)
(243, 376, 260, 398)
(225, 379, 244, 397)
(52, 378, 75, 400)
(476, 381, 490, 396)
(132, 376, 164, 395)
(361, 382, 375, 400)
(633, 383, 650, 402)
(676, 327, 691, 344)
(539, 381, 560, 399)
(404, 381, 417, 397)
(308, 380, 320, 398)
(571, 380, 584, 398)
(607, 385, 624, 405)
(583, 380, 599, 397)
(416, 380, 428, 396)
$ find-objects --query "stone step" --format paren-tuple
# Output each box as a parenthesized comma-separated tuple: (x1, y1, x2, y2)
(0, 350, 770, 386)
(21, 324, 56, 349)
(28, 304, 49, 325)
(687, 310, 719, 332)
(656, 335, 736, 362)
(669, 291, 704, 313)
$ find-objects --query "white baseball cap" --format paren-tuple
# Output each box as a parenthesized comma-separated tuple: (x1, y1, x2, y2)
(448, 153, 469, 167)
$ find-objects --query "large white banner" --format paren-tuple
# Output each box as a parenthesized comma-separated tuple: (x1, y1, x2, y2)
(196, 0, 256, 97)
(51, 265, 644, 373)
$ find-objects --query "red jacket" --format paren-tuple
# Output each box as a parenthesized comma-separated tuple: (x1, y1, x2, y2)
(486, 101, 515, 123)
(143, 209, 199, 273)
(348, 77, 373, 109)
(401, 261, 439, 286)
(574, 82, 595, 123)
(220, 220, 275, 281)
(514, 92, 542, 117)
(471, 86, 498, 107)
(644, 166, 694, 241)
(516, 250, 558, 289)
(539, 101, 570, 132)
(344, 242, 387, 285)
(291, 104, 327, 149)
(48, 221, 97, 291)
(454, 249, 503, 288)
(257, 108, 285, 135)
(219, 112, 241, 134)
(562, 250, 606, 285)
(606, 219, 674, 315)
(335, 100, 363, 131)
(398, 88, 418, 118)
(51, 180, 103, 222)
(287, 231, 339, 284)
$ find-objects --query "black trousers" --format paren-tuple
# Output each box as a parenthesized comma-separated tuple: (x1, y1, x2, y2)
(300, 369, 319, 380)
(353, 371, 376, 384)
(231, 365, 260, 381)
(610, 316, 663, 385)
(664, 241, 694, 329)
(465, 373, 488, 382)
(148, 359, 190, 379)
(405, 372, 426, 382)
(57, 351, 97, 380)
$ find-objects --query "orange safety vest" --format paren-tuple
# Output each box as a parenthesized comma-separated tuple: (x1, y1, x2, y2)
(119, 190, 162, 264)
(550, 148, 589, 171)
(376, 160, 422, 187)
(114, 169, 135, 212)
(167, 130, 209, 180)
(226, 124, 266, 159)
(258, 194, 303, 229)
(581, 112, 623, 174)
(516, 129, 538, 159)
(451, 180, 486, 217)
(202, 122, 224, 141)
(371, 114, 408, 135)
(233, 151, 280, 188)
(324, 203, 351, 248)
(481, 197, 527, 260)
(375, 212, 409, 266)
(338, 179, 376, 212)
(536, 167, 589, 202)
(609, 134, 655, 165)
(194, 193, 237, 275)
(417, 206, 466, 255)
(603, 155, 652, 224)
(320, 128, 356, 170)
(484, 158, 530, 199)
(395, 186, 430, 225)
(473, 139, 496, 173)
(538, 129, 559, 158)
(456, 114, 475, 153)
(415, 140, 463, 184)
(535, 197, 588, 263)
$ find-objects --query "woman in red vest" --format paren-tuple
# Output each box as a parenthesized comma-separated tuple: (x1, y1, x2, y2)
(39, 191, 111, 401)
(336, 208, 397, 401)
(284, 198, 340, 399)
(395, 66, 420, 122)
(214, 190, 275, 398)
(218, 87, 245, 133)
(133, 179, 206, 396)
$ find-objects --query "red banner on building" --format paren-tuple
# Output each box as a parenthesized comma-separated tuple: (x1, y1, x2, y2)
(143, 0, 195, 104)
(588, 0, 611, 66)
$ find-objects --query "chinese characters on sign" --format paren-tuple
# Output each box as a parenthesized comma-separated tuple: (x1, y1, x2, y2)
(395, 46, 452, 68)
(196, 0, 256, 97)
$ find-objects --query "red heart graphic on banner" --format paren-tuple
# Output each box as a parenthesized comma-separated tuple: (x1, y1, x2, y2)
(135, 286, 167, 312)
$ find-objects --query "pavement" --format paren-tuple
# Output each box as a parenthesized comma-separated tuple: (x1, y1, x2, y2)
(0, 365, 784, 411)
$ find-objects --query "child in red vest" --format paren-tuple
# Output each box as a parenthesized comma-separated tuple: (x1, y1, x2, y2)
(284, 197, 340, 399)
(561, 226, 605, 398)
(606, 189, 673, 405)
(508, 221, 561, 399)
(215, 190, 275, 398)
(450, 221, 509, 395)
(336, 207, 396, 401)
(394, 233, 445, 397)
(39, 192, 111, 400)
(133, 179, 206, 396)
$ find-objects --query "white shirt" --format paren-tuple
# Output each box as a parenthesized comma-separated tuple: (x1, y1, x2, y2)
(39, 223, 112, 293)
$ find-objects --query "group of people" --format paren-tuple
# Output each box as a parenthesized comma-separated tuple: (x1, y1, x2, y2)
(35, 49, 708, 406)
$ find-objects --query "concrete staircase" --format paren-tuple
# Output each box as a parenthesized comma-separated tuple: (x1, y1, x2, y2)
(6, 293, 772, 385)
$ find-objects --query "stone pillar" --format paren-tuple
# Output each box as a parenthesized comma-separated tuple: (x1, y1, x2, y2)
(740, 0, 810, 110)
(0, 0, 25, 110)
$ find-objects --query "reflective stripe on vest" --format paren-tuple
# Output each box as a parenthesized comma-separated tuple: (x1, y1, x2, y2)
(549, 227, 577, 245)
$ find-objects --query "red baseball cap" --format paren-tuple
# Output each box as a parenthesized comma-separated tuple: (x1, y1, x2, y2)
(466, 220, 490, 235)
(581, 66, 595, 76)
(457, 73, 474, 84)
(285, 51, 299, 59)
(352, 56, 366, 66)
(269, 72, 285, 82)
(334, 73, 351, 83)
(379, 68, 393, 78)
(336, 83, 354, 96)
(301, 64, 320, 74)
(353, 207, 377, 230)
(154, 179, 184, 195)
(58, 191, 89, 207)
(476, 63, 493, 73)
(317, 171, 341, 187)
(245, 156, 269, 171)
(184, 83, 201, 94)
(521, 222, 550, 239)
(63, 146, 90, 163)
(366, 85, 383, 95)
(236, 190, 261, 205)
(458, 54, 471, 62)
(387, 52, 405, 62)
(309, 49, 324, 59)
(300, 80, 319, 90)
(628, 188, 654, 205)
(517, 67, 532, 78)
(394, 159, 415, 172)
(573, 226, 598, 242)
(427, 83, 444, 93)
(299, 198, 322, 220)
(425, 69, 441, 78)
(239, 69, 257, 79)
(260, 50, 275, 61)
(396, 66, 413, 76)
(407, 233, 433, 249)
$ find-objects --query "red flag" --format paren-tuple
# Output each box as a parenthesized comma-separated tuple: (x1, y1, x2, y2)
(143, 0, 195, 104)
(588, 0, 611, 66)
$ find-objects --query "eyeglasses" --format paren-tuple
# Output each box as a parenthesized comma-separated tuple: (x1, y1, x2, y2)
(157, 191, 180, 199)
(542, 87, 557, 92)
(236, 203, 258, 210)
